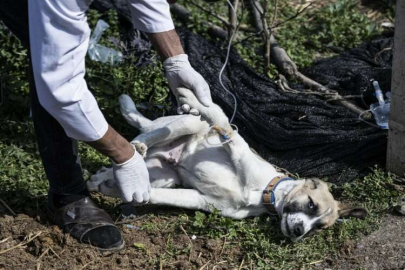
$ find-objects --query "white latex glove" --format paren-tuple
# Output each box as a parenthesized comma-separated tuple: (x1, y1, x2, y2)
(163, 54, 212, 107)
(112, 148, 151, 204)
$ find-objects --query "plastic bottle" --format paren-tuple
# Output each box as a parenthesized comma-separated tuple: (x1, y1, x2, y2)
(88, 20, 123, 65)
(386, 91, 391, 101)
(370, 81, 390, 129)
(373, 81, 385, 106)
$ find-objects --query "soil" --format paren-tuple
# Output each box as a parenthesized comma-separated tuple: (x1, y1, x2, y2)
(1, 199, 405, 270)
(0, 203, 244, 270)
(317, 215, 405, 270)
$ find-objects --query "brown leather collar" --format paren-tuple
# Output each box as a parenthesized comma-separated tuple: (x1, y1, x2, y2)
(262, 175, 292, 215)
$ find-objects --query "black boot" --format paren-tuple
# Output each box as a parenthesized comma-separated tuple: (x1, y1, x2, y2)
(47, 191, 124, 251)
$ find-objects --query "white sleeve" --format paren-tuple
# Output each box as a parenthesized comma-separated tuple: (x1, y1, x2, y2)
(28, 0, 109, 142)
(127, 0, 175, 33)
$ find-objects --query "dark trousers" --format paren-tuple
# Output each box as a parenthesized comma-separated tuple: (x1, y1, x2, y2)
(0, 0, 87, 195)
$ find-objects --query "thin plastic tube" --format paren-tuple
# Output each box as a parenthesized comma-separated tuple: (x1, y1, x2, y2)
(219, 0, 239, 124)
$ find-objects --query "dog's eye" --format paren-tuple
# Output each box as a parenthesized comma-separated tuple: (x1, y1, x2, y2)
(308, 197, 315, 209)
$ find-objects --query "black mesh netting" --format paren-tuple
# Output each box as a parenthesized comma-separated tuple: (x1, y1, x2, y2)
(92, 0, 392, 184)
(180, 32, 390, 183)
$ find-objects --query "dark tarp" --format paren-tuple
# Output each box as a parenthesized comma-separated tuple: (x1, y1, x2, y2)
(93, 0, 392, 183)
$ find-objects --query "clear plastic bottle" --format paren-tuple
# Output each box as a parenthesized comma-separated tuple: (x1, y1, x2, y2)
(88, 20, 123, 65)
(370, 81, 390, 129)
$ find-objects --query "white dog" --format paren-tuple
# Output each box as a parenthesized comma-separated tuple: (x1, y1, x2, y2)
(88, 88, 367, 241)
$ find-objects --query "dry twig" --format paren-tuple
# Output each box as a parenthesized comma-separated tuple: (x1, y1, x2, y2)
(219, 236, 227, 257)
(0, 231, 42, 255)
(276, 75, 372, 118)
(179, 225, 193, 261)
(37, 248, 50, 261)
(114, 214, 148, 225)
(199, 260, 211, 270)
(238, 256, 245, 270)
(49, 246, 61, 259)
(79, 260, 95, 270)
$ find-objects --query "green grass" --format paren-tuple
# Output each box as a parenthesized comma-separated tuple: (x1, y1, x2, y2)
(180, 0, 382, 76)
(0, 1, 401, 268)
(139, 168, 395, 269)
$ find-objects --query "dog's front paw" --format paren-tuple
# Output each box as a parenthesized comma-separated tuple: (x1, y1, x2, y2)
(131, 140, 148, 158)
(99, 179, 121, 198)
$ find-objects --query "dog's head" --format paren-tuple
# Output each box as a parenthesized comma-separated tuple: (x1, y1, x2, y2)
(279, 179, 367, 241)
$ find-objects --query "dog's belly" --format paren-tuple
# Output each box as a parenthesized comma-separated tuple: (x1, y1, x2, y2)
(147, 134, 245, 204)
(177, 137, 246, 202)
(147, 135, 191, 166)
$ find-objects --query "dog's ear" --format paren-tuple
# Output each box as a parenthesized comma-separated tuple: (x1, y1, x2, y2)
(306, 178, 321, 189)
(337, 202, 368, 219)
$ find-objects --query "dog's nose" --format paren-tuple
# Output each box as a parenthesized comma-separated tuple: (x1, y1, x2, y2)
(293, 224, 304, 237)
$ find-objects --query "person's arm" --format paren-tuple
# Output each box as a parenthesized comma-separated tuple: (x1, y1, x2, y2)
(147, 30, 184, 61)
(29, 0, 149, 203)
(128, 0, 212, 106)
(87, 125, 134, 164)
(29, 0, 108, 142)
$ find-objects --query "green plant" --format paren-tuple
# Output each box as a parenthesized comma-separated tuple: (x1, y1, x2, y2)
(342, 166, 401, 210)
(0, 22, 29, 113)
(276, 0, 380, 67)
(181, 0, 381, 75)
(312, 0, 378, 49)
(0, 3, 400, 268)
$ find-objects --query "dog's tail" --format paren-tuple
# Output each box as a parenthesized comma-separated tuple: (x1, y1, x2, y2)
(119, 94, 152, 129)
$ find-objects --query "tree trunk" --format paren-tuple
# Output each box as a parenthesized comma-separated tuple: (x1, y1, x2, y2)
(387, 0, 405, 176)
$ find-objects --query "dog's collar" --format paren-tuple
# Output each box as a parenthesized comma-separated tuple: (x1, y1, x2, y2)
(262, 175, 294, 215)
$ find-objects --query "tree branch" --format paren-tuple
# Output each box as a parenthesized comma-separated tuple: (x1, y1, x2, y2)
(229, 0, 240, 38)
(172, 2, 370, 118)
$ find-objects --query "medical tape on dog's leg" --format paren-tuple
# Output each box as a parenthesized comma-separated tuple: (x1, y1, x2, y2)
(206, 124, 239, 146)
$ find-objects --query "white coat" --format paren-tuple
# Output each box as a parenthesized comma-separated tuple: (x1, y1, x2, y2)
(28, 0, 174, 141)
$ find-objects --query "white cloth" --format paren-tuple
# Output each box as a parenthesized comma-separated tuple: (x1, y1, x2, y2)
(128, 0, 175, 33)
(28, 0, 175, 141)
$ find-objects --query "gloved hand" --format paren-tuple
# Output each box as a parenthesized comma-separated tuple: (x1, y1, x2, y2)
(112, 147, 151, 204)
(163, 54, 212, 107)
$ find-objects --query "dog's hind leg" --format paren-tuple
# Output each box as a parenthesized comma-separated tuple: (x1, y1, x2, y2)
(150, 188, 210, 211)
(221, 132, 281, 187)
(119, 94, 152, 129)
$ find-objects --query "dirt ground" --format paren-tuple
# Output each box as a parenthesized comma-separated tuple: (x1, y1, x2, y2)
(0, 200, 404, 270)
(0, 204, 245, 270)
(317, 214, 405, 270)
